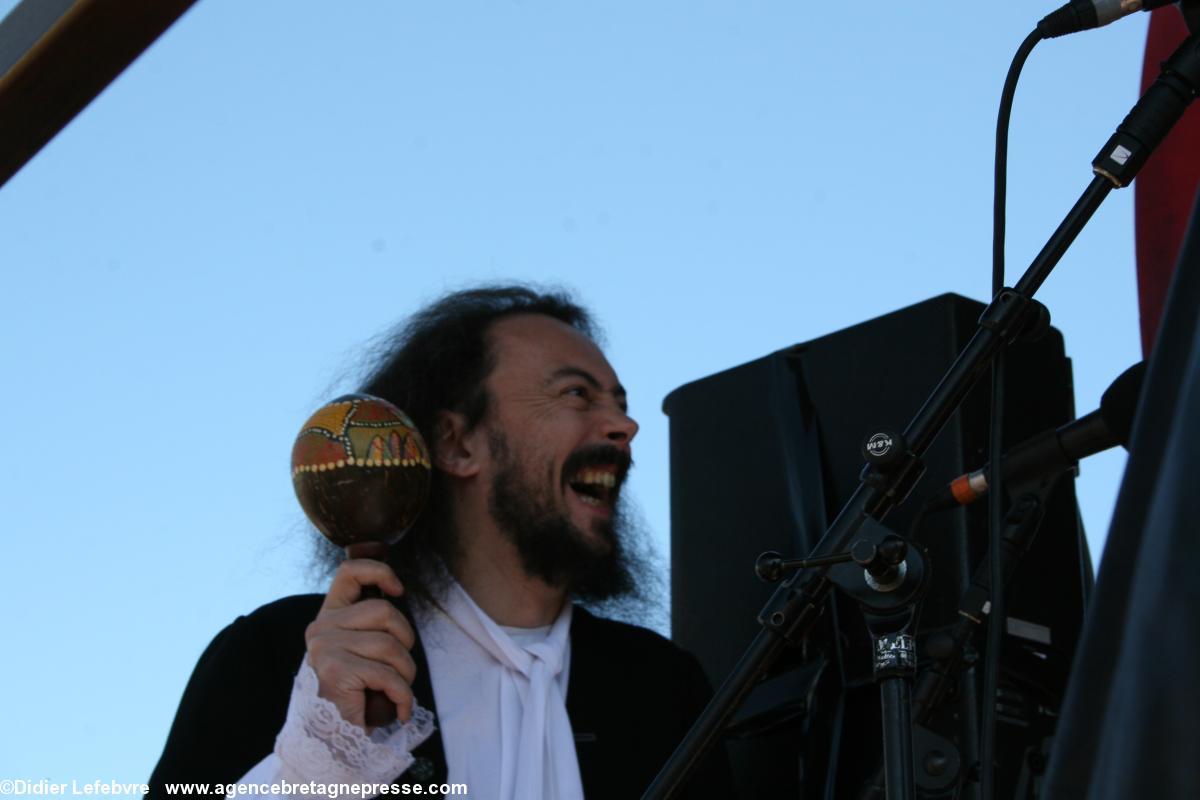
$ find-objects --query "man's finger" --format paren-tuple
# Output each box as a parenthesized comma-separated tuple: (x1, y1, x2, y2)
(320, 559, 405, 610)
(310, 629, 418, 685)
(308, 598, 416, 650)
(315, 652, 416, 727)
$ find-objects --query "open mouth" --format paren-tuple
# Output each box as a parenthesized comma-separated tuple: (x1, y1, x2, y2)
(568, 467, 619, 508)
(563, 445, 631, 512)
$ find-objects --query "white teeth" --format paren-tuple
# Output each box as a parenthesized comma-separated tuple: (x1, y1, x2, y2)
(577, 470, 616, 488)
(578, 494, 602, 506)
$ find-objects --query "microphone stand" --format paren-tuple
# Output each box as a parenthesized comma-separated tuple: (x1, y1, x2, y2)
(857, 478, 1062, 799)
(641, 30, 1200, 800)
(759, 520, 932, 800)
(830, 526, 931, 800)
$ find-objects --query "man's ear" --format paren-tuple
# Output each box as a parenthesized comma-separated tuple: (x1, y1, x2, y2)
(431, 410, 482, 478)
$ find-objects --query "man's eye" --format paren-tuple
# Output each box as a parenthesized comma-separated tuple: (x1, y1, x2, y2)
(565, 386, 589, 399)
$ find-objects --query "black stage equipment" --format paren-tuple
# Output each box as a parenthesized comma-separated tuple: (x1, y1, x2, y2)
(929, 361, 1144, 510)
(646, 34, 1200, 800)
(1037, 0, 1175, 38)
(665, 293, 1091, 799)
(645, 19, 1199, 800)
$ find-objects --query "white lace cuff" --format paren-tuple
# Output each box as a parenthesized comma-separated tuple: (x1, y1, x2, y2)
(273, 656, 436, 789)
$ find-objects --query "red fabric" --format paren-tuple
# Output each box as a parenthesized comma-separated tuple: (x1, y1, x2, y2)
(1135, 9, 1200, 355)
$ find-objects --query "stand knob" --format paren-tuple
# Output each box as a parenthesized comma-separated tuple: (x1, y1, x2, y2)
(862, 429, 907, 468)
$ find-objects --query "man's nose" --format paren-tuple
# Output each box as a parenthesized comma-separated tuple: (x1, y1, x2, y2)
(603, 407, 639, 446)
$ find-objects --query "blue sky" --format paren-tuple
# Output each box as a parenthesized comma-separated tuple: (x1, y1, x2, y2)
(0, 0, 1148, 788)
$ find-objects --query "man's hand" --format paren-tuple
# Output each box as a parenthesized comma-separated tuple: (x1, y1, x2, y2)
(304, 559, 418, 730)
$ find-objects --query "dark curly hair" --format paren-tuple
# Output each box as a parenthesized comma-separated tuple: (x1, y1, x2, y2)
(333, 284, 598, 606)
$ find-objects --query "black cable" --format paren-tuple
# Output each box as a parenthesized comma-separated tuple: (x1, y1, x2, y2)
(994, 30, 1043, 283)
(982, 354, 1007, 800)
(981, 28, 1042, 800)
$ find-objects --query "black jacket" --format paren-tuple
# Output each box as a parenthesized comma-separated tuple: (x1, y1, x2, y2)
(149, 594, 734, 799)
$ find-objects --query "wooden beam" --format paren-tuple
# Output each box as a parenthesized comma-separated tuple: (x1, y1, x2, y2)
(0, 0, 198, 188)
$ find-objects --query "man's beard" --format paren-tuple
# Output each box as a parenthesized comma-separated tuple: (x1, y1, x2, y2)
(486, 432, 637, 603)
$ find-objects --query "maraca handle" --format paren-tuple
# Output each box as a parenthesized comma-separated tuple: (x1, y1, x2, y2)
(345, 541, 400, 728)
(358, 583, 400, 728)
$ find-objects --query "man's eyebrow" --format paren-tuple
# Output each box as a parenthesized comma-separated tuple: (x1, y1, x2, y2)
(548, 367, 628, 403)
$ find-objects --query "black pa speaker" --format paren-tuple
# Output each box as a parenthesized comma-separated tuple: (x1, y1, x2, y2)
(665, 293, 1091, 799)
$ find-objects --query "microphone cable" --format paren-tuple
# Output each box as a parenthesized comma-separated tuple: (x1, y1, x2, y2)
(982, 26, 1044, 800)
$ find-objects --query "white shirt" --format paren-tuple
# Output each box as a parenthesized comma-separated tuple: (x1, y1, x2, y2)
(235, 581, 583, 800)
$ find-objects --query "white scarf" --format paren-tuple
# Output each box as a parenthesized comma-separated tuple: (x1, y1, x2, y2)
(423, 581, 585, 800)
